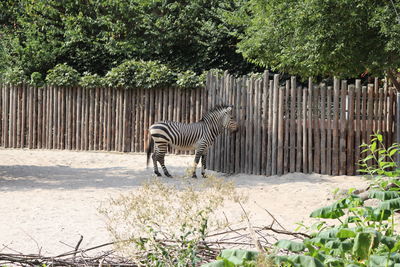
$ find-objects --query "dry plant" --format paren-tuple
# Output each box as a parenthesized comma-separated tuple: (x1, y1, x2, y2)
(98, 174, 248, 266)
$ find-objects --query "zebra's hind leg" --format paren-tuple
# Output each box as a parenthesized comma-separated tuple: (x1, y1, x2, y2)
(151, 152, 162, 177)
(157, 144, 173, 178)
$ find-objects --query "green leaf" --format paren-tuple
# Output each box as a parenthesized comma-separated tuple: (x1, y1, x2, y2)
(286, 255, 324, 267)
(371, 142, 377, 152)
(275, 240, 306, 252)
(336, 228, 356, 238)
(381, 236, 396, 250)
(391, 241, 400, 253)
(310, 205, 345, 219)
(389, 148, 398, 157)
(317, 228, 340, 239)
(380, 198, 400, 211)
(323, 256, 345, 266)
(217, 249, 258, 265)
(201, 260, 227, 267)
(274, 255, 324, 267)
(366, 208, 392, 221)
(352, 232, 379, 260)
(369, 191, 400, 201)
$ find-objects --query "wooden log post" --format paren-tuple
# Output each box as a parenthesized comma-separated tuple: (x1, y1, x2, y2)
(397, 92, 400, 166)
(271, 74, 279, 175)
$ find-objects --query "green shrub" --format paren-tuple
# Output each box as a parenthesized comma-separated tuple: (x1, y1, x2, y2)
(0, 67, 28, 85)
(272, 133, 400, 266)
(45, 63, 80, 86)
(100, 176, 247, 266)
(176, 70, 205, 89)
(29, 72, 44, 87)
(104, 60, 175, 89)
(204, 134, 400, 267)
(208, 69, 224, 77)
(79, 72, 104, 88)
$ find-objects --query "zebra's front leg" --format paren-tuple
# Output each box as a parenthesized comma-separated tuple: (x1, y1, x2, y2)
(192, 149, 204, 178)
(201, 152, 208, 178)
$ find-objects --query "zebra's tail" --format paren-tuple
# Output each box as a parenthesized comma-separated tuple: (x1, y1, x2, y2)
(146, 133, 154, 168)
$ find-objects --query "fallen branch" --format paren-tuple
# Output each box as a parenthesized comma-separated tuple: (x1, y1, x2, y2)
(0, 214, 311, 266)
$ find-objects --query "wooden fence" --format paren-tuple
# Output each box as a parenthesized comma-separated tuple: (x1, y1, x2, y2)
(0, 72, 397, 176)
(207, 73, 397, 176)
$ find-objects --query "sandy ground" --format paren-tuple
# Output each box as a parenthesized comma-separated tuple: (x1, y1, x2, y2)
(0, 149, 369, 256)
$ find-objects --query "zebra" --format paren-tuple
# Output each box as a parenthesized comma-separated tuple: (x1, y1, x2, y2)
(146, 105, 239, 178)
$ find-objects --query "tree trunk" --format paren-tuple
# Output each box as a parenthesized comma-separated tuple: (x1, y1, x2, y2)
(387, 69, 400, 91)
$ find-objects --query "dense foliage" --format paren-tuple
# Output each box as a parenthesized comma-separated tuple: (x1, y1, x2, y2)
(0, 0, 259, 87)
(228, 0, 400, 87)
(204, 134, 400, 266)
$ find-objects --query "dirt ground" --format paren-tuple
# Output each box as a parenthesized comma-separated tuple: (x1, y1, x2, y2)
(0, 149, 369, 256)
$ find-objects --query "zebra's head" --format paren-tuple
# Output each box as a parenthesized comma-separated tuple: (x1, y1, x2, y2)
(222, 106, 239, 133)
(203, 105, 239, 133)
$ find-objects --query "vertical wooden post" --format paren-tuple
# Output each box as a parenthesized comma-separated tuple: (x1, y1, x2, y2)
(240, 77, 248, 174)
(261, 71, 269, 175)
(326, 86, 332, 175)
(339, 80, 348, 175)
(277, 84, 285, 175)
(107, 88, 112, 151)
(332, 78, 340, 175)
(271, 74, 279, 175)
(266, 79, 274, 176)
(302, 87, 308, 173)
(289, 77, 296, 173)
(347, 85, 355, 175)
(388, 88, 395, 147)
(35, 86, 40, 148)
(397, 92, 400, 166)
(355, 80, 362, 174)
(246, 78, 253, 174)
(283, 81, 290, 174)
(296, 86, 303, 172)
(313, 85, 320, 173)
(320, 83, 326, 174)
(308, 79, 313, 173)
(367, 84, 374, 146)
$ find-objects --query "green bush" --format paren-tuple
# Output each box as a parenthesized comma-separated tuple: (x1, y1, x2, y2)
(104, 60, 175, 89)
(45, 63, 80, 86)
(0, 67, 28, 85)
(273, 133, 400, 266)
(79, 72, 104, 88)
(204, 134, 400, 267)
(176, 70, 205, 89)
(29, 72, 44, 87)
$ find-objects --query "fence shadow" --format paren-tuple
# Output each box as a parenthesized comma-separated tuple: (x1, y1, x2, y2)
(0, 164, 196, 191)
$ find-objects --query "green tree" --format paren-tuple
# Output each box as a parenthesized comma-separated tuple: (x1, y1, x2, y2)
(229, 0, 400, 89)
(0, 0, 258, 80)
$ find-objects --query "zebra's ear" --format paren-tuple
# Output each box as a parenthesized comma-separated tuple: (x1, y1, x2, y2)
(227, 106, 233, 112)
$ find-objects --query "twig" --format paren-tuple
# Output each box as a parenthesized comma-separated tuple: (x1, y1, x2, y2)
(238, 201, 263, 252)
(261, 226, 311, 239)
(254, 201, 287, 231)
(73, 235, 84, 262)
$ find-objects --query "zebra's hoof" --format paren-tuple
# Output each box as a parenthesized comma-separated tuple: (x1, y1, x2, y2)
(165, 173, 173, 178)
(154, 171, 162, 177)
(192, 174, 198, 179)
(201, 173, 206, 178)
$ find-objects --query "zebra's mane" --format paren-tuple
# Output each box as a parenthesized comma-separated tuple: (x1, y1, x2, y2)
(201, 105, 232, 121)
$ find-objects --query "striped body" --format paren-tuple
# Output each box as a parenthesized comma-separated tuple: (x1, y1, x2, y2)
(150, 121, 218, 151)
(146, 105, 238, 178)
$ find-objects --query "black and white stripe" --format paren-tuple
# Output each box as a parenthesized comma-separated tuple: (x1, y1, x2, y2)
(146, 105, 238, 178)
